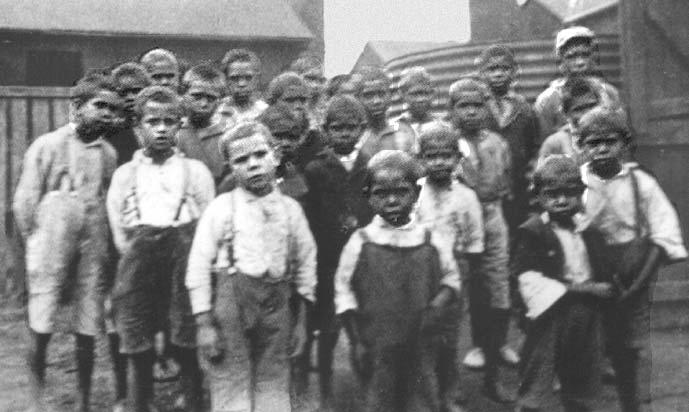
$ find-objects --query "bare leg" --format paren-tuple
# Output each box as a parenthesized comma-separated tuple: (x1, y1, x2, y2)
(26, 331, 51, 412)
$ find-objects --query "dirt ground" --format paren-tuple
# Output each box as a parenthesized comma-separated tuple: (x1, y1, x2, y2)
(0, 308, 687, 412)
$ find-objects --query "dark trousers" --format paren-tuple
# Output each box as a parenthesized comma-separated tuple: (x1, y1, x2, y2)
(517, 295, 603, 411)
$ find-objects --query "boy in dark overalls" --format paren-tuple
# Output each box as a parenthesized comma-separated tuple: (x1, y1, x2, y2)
(107, 86, 215, 412)
(335, 150, 461, 412)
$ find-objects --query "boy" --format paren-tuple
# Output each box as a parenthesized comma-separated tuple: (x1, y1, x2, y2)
(176, 64, 229, 185)
(577, 107, 687, 412)
(354, 66, 415, 157)
(478, 45, 540, 236)
(107, 86, 215, 412)
(186, 121, 317, 412)
(289, 55, 328, 129)
(215, 48, 268, 126)
(335, 149, 461, 412)
(394, 66, 445, 141)
(295, 95, 373, 409)
(13, 74, 121, 412)
(140, 48, 181, 91)
(513, 155, 615, 412)
(448, 77, 514, 403)
(538, 77, 601, 165)
(415, 124, 484, 412)
(109, 62, 149, 164)
(535, 26, 621, 139)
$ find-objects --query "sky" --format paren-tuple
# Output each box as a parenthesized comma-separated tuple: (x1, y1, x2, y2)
(323, 0, 471, 76)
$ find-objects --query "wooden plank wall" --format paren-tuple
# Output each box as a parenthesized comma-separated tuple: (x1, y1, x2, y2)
(0, 86, 71, 305)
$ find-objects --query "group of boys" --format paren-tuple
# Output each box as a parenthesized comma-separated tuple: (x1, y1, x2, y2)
(13, 24, 686, 412)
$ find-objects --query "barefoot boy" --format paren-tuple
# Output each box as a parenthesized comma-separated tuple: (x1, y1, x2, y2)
(216, 48, 268, 126)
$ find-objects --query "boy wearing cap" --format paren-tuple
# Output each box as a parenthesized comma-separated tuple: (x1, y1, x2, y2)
(578, 107, 687, 412)
(535, 26, 621, 139)
(513, 155, 614, 412)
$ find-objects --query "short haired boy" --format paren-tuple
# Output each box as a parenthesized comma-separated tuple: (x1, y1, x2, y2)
(577, 107, 687, 412)
(535, 26, 621, 139)
(538, 77, 600, 164)
(415, 124, 484, 412)
(477, 45, 540, 234)
(140, 48, 180, 91)
(215, 48, 268, 126)
(186, 121, 317, 412)
(107, 86, 215, 412)
(289, 55, 327, 128)
(109, 62, 150, 165)
(354, 66, 416, 157)
(176, 64, 229, 185)
(513, 155, 615, 412)
(292, 95, 373, 408)
(13, 74, 121, 412)
(448, 77, 515, 403)
(394, 66, 446, 143)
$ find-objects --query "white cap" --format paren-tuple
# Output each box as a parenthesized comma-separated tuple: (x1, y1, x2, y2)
(518, 271, 567, 319)
(555, 26, 595, 56)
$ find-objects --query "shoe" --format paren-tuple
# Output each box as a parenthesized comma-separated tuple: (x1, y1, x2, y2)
(483, 382, 516, 404)
(602, 363, 616, 384)
(153, 356, 180, 382)
(112, 400, 126, 412)
(500, 346, 520, 366)
(463, 347, 485, 369)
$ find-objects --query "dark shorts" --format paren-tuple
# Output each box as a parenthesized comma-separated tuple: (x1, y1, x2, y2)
(112, 223, 196, 354)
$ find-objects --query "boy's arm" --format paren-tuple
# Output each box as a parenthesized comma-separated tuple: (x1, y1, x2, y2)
(431, 232, 461, 296)
(616, 244, 662, 302)
(460, 190, 485, 256)
(106, 166, 129, 253)
(643, 173, 688, 262)
(288, 203, 318, 303)
(12, 139, 48, 239)
(190, 161, 216, 213)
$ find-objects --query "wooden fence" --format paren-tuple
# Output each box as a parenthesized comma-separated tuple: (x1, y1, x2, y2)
(0, 86, 72, 304)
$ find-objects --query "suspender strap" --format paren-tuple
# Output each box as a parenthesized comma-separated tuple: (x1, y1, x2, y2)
(629, 168, 647, 238)
(423, 229, 433, 245)
(173, 158, 191, 222)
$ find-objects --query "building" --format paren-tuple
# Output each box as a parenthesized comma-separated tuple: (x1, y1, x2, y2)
(351, 40, 459, 73)
(0, 0, 324, 87)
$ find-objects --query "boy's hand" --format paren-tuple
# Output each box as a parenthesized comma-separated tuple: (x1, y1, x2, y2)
(588, 282, 616, 299)
(420, 305, 445, 335)
(350, 341, 371, 378)
(289, 319, 307, 358)
(196, 313, 224, 364)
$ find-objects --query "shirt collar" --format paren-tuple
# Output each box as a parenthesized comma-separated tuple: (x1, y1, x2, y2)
(132, 147, 181, 165)
(371, 214, 417, 231)
(67, 123, 106, 148)
(236, 185, 280, 204)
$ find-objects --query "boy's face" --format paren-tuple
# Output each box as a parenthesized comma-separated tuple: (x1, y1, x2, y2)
(580, 131, 625, 167)
(270, 119, 305, 164)
(183, 80, 223, 125)
(149, 61, 180, 90)
(565, 93, 599, 128)
(560, 42, 594, 77)
(117, 75, 147, 116)
(227, 61, 258, 104)
(302, 67, 326, 99)
(450, 91, 486, 133)
(403, 82, 434, 119)
(368, 169, 418, 226)
(74, 90, 122, 139)
(418, 141, 459, 184)
(277, 84, 309, 126)
(138, 101, 181, 153)
(227, 134, 278, 196)
(480, 56, 515, 95)
(359, 80, 390, 119)
(325, 113, 364, 156)
(538, 183, 583, 221)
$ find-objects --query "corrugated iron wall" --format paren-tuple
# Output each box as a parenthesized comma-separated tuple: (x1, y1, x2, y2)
(385, 34, 620, 116)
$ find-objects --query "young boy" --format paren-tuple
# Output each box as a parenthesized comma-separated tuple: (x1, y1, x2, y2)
(415, 124, 484, 412)
(294, 95, 373, 409)
(538, 77, 601, 165)
(140, 48, 181, 91)
(513, 155, 615, 412)
(335, 149, 460, 412)
(478, 45, 540, 236)
(109, 62, 150, 164)
(535, 26, 621, 139)
(577, 107, 687, 412)
(448, 77, 515, 403)
(13, 74, 121, 412)
(107, 86, 215, 412)
(289, 55, 328, 129)
(176, 64, 229, 185)
(186, 121, 317, 412)
(215, 48, 268, 126)
(393, 66, 445, 141)
(354, 66, 416, 157)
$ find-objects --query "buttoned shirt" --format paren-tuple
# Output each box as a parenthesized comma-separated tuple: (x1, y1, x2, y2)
(543, 213, 592, 284)
(358, 119, 416, 158)
(334, 215, 461, 315)
(106, 150, 215, 252)
(213, 97, 268, 128)
(186, 187, 317, 314)
(176, 118, 229, 179)
(13, 124, 117, 239)
(581, 163, 687, 261)
(416, 179, 484, 255)
(455, 129, 512, 202)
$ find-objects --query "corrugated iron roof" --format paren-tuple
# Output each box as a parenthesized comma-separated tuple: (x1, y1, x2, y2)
(0, 0, 313, 40)
(535, 0, 618, 23)
(353, 40, 460, 72)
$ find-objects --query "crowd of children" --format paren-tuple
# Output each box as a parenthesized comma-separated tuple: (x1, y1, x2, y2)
(13, 25, 686, 412)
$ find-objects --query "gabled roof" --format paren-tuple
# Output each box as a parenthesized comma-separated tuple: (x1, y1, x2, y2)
(0, 0, 313, 41)
(534, 0, 618, 23)
(353, 40, 459, 72)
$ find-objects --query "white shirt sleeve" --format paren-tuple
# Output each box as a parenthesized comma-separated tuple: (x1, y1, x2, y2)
(334, 230, 364, 315)
(431, 231, 462, 293)
(640, 174, 688, 262)
(106, 165, 130, 254)
(461, 189, 485, 254)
